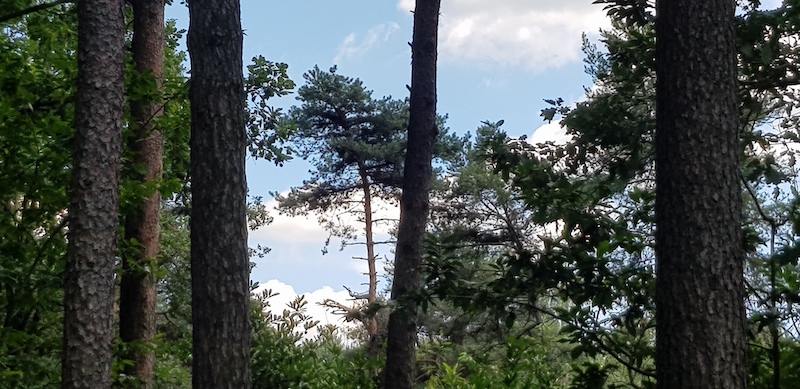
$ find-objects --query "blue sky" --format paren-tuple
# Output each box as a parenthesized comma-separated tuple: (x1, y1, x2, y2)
(165, 1, 612, 298)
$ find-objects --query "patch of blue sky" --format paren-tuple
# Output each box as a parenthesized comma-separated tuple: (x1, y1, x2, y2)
(165, 0, 611, 295)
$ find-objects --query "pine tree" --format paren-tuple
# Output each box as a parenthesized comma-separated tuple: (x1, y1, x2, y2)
(118, 0, 166, 386)
(384, 0, 441, 387)
(655, 0, 746, 387)
(62, 0, 125, 386)
(279, 67, 407, 349)
(187, 0, 252, 386)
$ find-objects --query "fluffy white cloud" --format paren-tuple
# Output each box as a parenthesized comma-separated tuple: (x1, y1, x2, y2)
(397, 0, 414, 12)
(249, 198, 325, 244)
(248, 192, 397, 293)
(334, 22, 401, 64)
(398, 0, 611, 71)
(250, 193, 399, 244)
(529, 120, 572, 145)
(253, 279, 357, 338)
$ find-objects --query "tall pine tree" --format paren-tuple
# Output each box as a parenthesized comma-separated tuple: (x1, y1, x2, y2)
(119, 0, 166, 386)
(655, 0, 746, 387)
(279, 67, 409, 350)
(187, 0, 251, 386)
(384, 0, 441, 387)
(62, 0, 125, 386)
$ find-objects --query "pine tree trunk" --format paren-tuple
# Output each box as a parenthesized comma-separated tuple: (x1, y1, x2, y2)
(358, 166, 380, 355)
(384, 0, 440, 387)
(187, 0, 252, 387)
(654, 0, 746, 387)
(118, 0, 165, 387)
(62, 0, 125, 387)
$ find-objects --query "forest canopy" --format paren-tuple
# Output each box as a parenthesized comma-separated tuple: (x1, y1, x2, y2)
(0, 0, 799, 388)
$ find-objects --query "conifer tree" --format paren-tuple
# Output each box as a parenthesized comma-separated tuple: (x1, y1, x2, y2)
(62, 0, 125, 386)
(655, 0, 746, 387)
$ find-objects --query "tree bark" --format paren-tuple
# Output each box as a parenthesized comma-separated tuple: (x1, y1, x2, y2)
(384, 1, 440, 388)
(358, 165, 380, 354)
(187, 0, 252, 387)
(62, 0, 125, 387)
(118, 0, 165, 387)
(654, 0, 746, 387)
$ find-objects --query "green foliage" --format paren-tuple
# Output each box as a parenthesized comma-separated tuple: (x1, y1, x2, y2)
(0, 5, 195, 386)
(449, 3, 800, 387)
(246, 56, 296, 164)
(592, 0, 654, 27)
(152, 209, 193, 387)
(749, 339, 800, 389)
(3, 0, 800, 387)
(419, 334, 577, 389)
(277, 65, 466, 221)
(0, 3, 75, 387)
(281, 66, 409, 208)
(250, 289, 381, 389)
(423, 122, 657, 385)
(120, 19, 191, 215)
(737, 1, 800, 91)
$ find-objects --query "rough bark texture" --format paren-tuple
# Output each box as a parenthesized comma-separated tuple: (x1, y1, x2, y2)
(187, 0, 252, 387)
(62, 0, 125, 387)
(118, 0, 165, 387)
(384, 1, 440, 388)
(654, 0, 746, 387)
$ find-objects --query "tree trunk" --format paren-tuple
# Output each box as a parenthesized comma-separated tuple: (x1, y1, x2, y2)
(118, 0, 165, 387)
(384, 0, 440, 388)
(187, 0, 252, 387)
(654, 0, 746, 387)
(62, 0, 125, 387)
(358, 165, 379, 354)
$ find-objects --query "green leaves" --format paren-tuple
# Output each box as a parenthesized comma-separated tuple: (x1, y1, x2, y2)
(0, 4, 75, 386)
(245, 56, 296, 164)
(593, 0, 654, 27)
(540, 97, 568, 123)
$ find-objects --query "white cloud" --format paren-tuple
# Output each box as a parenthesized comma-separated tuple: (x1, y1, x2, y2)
(397, 0, 414, 12)
(248, 192, 398, 294)
(334, 22, 401, 64)
(397, 0, 611, 71)
(529, 121, 573, 145)
(253, 279, 357, 339)
(250, 192, 400, 244)
(249, 198, 326, 244)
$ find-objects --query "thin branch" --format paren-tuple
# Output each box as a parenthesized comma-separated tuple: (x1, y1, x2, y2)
(0, 0, 73, 25)
(742, 76, 800, 91)
(343, 240, 396, 246)
(741, 172, 778, 228)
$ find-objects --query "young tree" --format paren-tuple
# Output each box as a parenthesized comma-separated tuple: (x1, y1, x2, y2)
(62, 0, 125, 386)
(277, 67, 408, 351)
(278, 67, 406, 348)
(384, 0, 441, 387)
(118, 0, 165, 386)
(187, 0, 251, 387)
(279, 67, 464, 354)
(655, 0, 746, 387)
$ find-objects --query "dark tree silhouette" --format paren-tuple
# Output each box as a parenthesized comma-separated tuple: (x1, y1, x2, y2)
(187, 0, 252, 386)
(62, 0, 125, 387)
(655, 0, 746, 387)
(384, 0, 441, 388)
